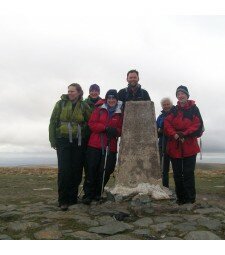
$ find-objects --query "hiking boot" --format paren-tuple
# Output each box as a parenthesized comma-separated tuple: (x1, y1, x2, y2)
(60, 204, 68, 211)
(185, 199, 196, 204)
(93, 196, 101, 201)
(82, 197, 92, 205)
(68, 199, 77, 206)
(176, 199, 186, 205)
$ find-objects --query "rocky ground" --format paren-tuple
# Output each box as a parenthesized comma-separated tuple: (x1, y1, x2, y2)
(0, 166, 224, 240)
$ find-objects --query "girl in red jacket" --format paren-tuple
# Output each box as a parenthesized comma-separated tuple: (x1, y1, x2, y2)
(82, 89, 123, 204)
(164, 86, 203, 205)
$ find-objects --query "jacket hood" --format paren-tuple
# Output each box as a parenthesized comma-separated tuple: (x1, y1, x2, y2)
(177, 100, 196, 110)
(60, 94, 69, 101)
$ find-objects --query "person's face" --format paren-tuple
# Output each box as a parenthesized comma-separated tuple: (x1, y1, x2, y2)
(68, 86, 80, 101)
(127, 72, 139, 87)
(161, 100, 172, 112)
(177, 91, 188, 104)
(107, 97, 118, 107)
(89, 90, 100, 99)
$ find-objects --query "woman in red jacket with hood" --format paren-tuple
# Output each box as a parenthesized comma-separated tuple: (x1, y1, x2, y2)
(82, 89, 123, 204)
(164, 85, 203, 205)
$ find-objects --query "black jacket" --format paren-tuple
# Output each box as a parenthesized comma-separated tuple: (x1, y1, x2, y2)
(118, 85, 150, 104)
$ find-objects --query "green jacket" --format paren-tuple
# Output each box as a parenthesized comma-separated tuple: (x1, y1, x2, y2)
(49, 94, 91, 148)
(84, 96, 101, 112)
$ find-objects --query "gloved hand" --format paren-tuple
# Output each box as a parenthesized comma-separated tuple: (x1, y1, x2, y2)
(177, 131, 185, 139)
(158, 128, 163, 135)
(105, 127, 117, 138)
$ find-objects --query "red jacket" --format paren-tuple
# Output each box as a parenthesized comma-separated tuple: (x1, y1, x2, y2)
(164, 100, 200, 158)
(88, 100, 123, 153)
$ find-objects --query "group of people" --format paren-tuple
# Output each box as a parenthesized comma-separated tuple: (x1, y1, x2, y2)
(49, 69, 203, 211)
(49, 70, 149, 210)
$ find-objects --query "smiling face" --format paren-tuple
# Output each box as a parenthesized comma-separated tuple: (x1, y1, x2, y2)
(176, 91, 188, 104)
(89, 90, 100, 99)
(107, 97, 118, 107)
(68, 86, 80, 101)
(127, 72, 139, 87)
(161, 100, 173, 112)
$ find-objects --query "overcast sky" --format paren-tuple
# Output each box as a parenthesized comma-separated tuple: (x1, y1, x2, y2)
(0, 1, 225, 158)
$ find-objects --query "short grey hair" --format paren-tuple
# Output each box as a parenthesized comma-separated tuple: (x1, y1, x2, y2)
(160, 97, 173, 106)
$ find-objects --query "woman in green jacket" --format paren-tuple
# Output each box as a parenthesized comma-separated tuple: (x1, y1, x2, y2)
(49, 83, 91, 211)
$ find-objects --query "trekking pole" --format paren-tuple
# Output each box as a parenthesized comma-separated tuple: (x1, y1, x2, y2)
(161, 133, 165, 177)
(199, 138, 202, 160)
(101, 138, 110, 198)
(179, 138, 184, 177)
(78, 185, 83, 198)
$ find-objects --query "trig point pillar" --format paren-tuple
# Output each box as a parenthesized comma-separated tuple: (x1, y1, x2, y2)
(116, 101, 161, 187)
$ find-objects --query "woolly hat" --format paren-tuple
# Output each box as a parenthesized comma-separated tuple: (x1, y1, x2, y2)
(105, 89, 118, 100)
(176, 85, 190, 98)
(89, 84, 100, 93)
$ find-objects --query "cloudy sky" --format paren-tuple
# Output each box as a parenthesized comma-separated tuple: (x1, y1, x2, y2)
(0, 1, 225, 161)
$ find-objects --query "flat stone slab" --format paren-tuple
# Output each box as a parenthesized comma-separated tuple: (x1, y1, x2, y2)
(104, 234, 137, 240)
(0, 226, 6, 232)
(150, 222, 172, 232)
(7, 221, 40, 232)
(34, 226, 62, 240)
(133, 217, 154, 227)
(153, 216, 183, 224)
(68, 231, 101, 240)
(97, 216, 116, 226)
(73, 215, 99, 227)
(0, 234, 13, 240)
(163, 237, 182, 240)
(132, 229, 156, 239)
(173, 222, 197, 232)
(194, 208, 224, 215)
(88, 221, 133, 235)
(197, 218, 222, 231)
(184, 231, 221, 240)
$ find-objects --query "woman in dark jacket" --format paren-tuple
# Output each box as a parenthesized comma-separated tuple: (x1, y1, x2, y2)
(164, 85, 203, 205)
(49, 83, 91, 211)
(82, 89, 123, 204)
(156, 97, 174, 188)
(84, 84, 102, 112)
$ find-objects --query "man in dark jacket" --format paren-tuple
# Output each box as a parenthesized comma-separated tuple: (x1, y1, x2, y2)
(118, 70, 150, 106)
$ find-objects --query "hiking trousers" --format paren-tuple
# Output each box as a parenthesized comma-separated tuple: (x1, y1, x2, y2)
(83, 147, 117, 199)
(159, 146, 171, 188)
(171, 155, 197, 203)
(56, 138, 86, 205)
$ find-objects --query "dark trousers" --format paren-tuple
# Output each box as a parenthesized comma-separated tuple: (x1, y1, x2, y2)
(56, 138, 86, 205)
(159, 147, 171, 188)
(170, 155, 197, 203)
(83, 147, 117, 199)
